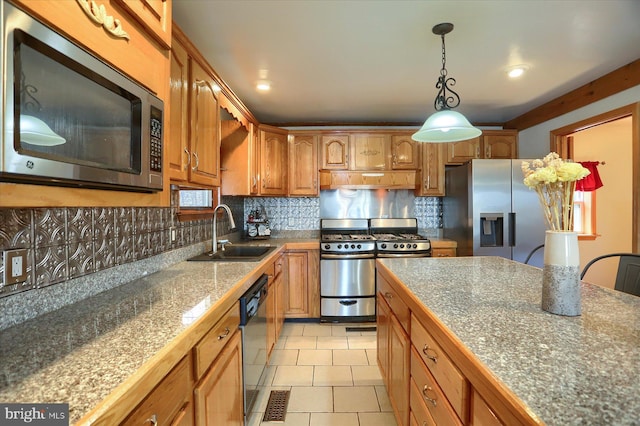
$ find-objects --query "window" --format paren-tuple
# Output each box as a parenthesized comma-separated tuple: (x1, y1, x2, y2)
(574, 190, 596, 239)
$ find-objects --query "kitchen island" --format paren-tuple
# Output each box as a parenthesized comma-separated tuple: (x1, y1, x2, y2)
(376, 256, 640, 426)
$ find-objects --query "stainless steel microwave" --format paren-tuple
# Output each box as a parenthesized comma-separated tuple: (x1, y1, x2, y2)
(1, 3, 163, 192)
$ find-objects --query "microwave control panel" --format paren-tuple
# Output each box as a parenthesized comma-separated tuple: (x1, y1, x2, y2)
(150, 106, 163, 172)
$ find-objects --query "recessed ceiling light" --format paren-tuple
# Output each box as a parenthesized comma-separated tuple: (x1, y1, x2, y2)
(256, 80, 271, 91)
(507, 65, 529, 78)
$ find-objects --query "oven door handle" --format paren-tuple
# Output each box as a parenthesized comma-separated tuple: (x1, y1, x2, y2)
(377, 253, 431, 258)
(321, 253, 375, 260)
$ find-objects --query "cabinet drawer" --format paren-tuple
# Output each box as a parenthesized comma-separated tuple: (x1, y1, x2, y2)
(411, 314, 468, 420)
(123, 356, 193, 426)
(411, 347, 463, 426)
(410, 378, 437, 426)
(193, 301, 240, 379)
(432, 248, 456, 257)
(378, 276, 410, 331)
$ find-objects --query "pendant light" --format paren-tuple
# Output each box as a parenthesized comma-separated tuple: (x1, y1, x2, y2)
(412, 23, 481, 143)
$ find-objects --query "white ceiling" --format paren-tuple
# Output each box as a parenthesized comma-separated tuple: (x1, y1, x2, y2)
(172, 0, 640, 126)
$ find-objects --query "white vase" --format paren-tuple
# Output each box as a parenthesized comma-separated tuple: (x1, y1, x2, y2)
(541, 230, 581, 316)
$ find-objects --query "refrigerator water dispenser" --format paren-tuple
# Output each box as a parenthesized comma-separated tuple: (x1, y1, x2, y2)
(480, 214, 503, 247)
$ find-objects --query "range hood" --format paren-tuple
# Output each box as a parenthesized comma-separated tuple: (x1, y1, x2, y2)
(319, 170, 416, 190)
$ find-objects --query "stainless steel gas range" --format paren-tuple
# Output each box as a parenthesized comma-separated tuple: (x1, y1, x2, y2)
(319, 218, 431, 322)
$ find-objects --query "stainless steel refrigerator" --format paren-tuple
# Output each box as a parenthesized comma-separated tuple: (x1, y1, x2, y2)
(443, 159, 547, 268)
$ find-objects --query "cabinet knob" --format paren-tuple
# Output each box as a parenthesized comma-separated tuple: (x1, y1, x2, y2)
(422, 344, 438, 363)
(183, 148, 190, 170)
(422, 385, 437, 407)
(217, 327, 230, 340)
(191, 152, 199, 171)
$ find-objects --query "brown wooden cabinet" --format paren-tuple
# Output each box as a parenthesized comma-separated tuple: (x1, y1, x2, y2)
(321, 135, 350, 169)
(446, 131, 518, 164)
(289, 134, 319, 196)
(168, 34, 190, 183)
(416, 143, 445, 196)
(391, 135, 419, 170)
(378, 272, 411, 426)
(431, 248, 457, 257)
(114, 0, 172, 49)
(260, 126, 288, 195)
(169, 28, 221, 188)
(121, 355, 194, 426)
(194, 330, 243, 426)
(284, 249, 320, 318)
(350, 134, 389, 170)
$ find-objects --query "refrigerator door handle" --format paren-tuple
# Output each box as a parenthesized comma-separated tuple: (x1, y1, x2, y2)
(509, 212, 516, 247)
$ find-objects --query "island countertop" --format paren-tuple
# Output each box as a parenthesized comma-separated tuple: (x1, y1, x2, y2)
(377, 256, 640, 425)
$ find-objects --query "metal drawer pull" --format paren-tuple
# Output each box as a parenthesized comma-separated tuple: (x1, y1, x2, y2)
(422, 344, 438, 363)
(422, 385, 437, 407)
(384, 292, 393, 299)
(217, 327, 230, 340)
(145, 414, 158, 426)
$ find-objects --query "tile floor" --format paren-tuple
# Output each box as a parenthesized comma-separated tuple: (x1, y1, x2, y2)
(247, 322, 398, 426)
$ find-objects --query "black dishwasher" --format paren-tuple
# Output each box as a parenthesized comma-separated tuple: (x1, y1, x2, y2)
(239, 274, 269, 420)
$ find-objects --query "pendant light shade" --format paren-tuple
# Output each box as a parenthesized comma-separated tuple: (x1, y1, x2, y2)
(411, 110, 481, 142)
(412, 23, 481, 143)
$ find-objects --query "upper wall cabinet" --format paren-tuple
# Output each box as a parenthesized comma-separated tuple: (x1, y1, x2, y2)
(321, 135, 350, 170)
(446, 130, 518, 164)
(113, 0, 172, 49)
(350, 134, 389, 170)
(260, 126, 288, 196)
(169, 27, 220, 188)
(390, 134, 419, 170)
(289, 134, 319, 196)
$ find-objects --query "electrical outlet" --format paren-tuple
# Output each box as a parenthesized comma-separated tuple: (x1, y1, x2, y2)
(3, 249, 28, 285)
(170, 227, 177, 243)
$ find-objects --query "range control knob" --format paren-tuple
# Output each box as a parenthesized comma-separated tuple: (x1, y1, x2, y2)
(324, 244, 331, 250)
(393, 244, 399, 249)
(338, 244, 342, 249)
(413, 244, 418, 249)
(381, 243, 387, 249)
(357, 244, 362, 249)
(351, 244, 355, 249)
(400, 244, 405, 249)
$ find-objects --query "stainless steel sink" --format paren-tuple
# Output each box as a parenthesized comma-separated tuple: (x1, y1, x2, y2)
(188, 245, 276, 262)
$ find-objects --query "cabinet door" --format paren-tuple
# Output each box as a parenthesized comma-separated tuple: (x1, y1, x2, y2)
(168, 36, 189, 182)
(446, 137, 481, 164)
(284, 251, 309, 317)
(250, 123, 261, 195)
(391, 135, 419, 169)
(114, 0, 171, 49)
(194, 330, 243, 426)
(289, 134, 319, 196)
(275, 270, 285, 340)
(482, 131, 517, 159)
(321, 135, 349, 169)
(377, 294, 391, 387)
(350, 134, 389, 170)
(260, 130, 288, 195)
(417, 143, 445, 196)
(471, 389, 504, 426)
(389, 314, 411, 426)
(190, 60, 221, 187)
(267, 279, 276, 360)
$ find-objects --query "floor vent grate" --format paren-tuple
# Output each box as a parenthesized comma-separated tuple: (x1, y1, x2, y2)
(346, 326, 377, 333)
(263, 390, 290, 422)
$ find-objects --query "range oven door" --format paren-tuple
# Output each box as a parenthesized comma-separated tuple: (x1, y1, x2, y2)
(320, 255, 376, 297)
(320, 254, 376, 321)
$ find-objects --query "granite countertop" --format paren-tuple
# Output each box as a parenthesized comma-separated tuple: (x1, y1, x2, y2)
(0, 240, 310, 424)
(378, 256, 640, 426)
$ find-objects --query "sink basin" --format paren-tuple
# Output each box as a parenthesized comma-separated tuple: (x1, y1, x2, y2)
(188, 245, 276, 262)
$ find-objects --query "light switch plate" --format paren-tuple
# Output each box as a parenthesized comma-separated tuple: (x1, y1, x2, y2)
(3, 249, 28, 285)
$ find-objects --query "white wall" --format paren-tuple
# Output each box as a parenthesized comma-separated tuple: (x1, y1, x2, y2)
(573, 118, 632, 289)
(518, 85, 640, 158)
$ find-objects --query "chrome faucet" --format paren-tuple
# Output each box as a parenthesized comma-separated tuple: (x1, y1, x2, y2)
(212, 203, 236, 254)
